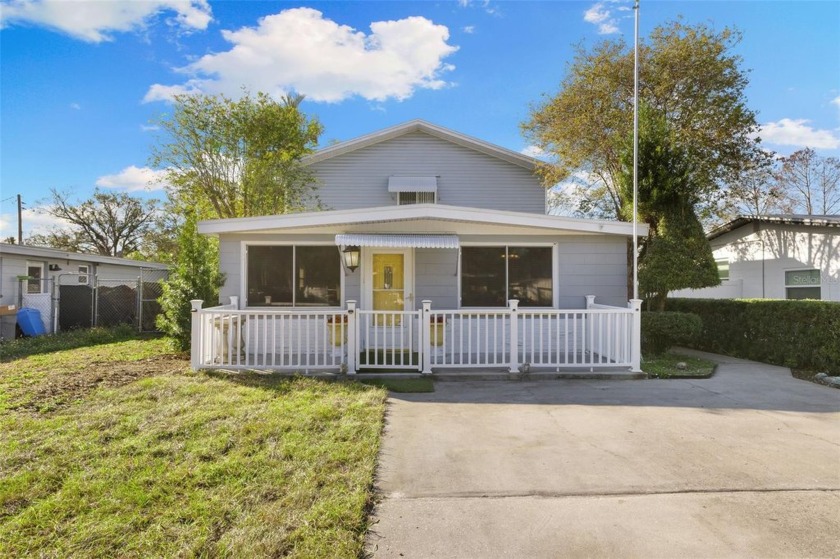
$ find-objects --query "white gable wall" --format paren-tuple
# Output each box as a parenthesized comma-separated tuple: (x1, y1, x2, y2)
(310, 131, 545, 213)
(671, 222, 840, 301)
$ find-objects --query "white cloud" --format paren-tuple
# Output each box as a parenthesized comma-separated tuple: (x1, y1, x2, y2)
(520, 145, 546, 158)
(0, 0, 212, 43)
(831, 95, 840, 108)
(760, 118, 840, 150)
(462, 25, 475, 34)
(584, 2, 619, 35)
(140, 124, 160, 132)
(144, 8, 458, 104)
(95, 166, 169, 192)
(0, 206, 69, 239)
(69, 102, 81, 110)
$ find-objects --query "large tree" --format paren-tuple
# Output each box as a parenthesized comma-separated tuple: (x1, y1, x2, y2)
(524, 20, 766, 220)
(618, 106, 719, 310)
(151, 91, 324, 219)
(776, 148, 840, 215)
(29, 188, 159, 258)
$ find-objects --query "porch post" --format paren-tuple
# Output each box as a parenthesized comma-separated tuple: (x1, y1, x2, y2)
(508, 299, 520, 373)
(629, 299, 642, 373)
(346, 300, 358, 374)
(421, 300, 432, 375)
(190, 299, 203, 370)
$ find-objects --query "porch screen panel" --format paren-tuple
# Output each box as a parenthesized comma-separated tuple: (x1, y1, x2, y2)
(295, 246, 340, 306)
(248, 246, 293, 306)
(461, 247, 506, 307)
(509, 247, 552, 307)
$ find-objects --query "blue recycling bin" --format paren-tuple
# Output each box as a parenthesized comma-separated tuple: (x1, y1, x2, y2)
(17, 308, 46, 337)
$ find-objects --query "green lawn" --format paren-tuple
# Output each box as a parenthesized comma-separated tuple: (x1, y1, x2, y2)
(642, 351, 716, 378)
(0, 330, 387, 558)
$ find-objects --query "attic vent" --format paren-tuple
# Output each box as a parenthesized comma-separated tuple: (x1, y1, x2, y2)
(388, 176, 438, 205)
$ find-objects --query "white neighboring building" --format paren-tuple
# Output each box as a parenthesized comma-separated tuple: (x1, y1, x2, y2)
(671, 215, 840, 301)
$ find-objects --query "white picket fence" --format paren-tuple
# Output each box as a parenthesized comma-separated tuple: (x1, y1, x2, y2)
(190, 297, 641, 374)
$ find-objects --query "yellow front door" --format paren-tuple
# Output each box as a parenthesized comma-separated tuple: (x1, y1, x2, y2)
(372, 253, 405, 325)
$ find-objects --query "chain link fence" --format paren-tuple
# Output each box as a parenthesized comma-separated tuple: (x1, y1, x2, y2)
(17, 268, 169, 334)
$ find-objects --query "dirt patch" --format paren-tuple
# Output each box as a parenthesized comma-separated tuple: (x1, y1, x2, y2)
(17, 354, 189, 414)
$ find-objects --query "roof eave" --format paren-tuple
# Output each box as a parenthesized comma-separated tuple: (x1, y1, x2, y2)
(198, 205, 648, 238)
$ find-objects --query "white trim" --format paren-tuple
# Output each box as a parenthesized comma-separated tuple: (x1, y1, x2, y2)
(0, 242, 167, 269)
(241, 241, 345, 309)
(361, 247, 414, 312)
(25, 260, 46, 294)
(198, 204, 649, 238)
(336, 233, 458, 249)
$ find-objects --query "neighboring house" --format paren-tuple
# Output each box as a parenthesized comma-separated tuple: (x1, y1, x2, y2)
(0, 243, 169, 338)
(671, 215, 840, 301)
(193, 120, 649, 374)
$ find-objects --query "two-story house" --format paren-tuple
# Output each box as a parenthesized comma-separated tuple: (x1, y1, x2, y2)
(192, 120, 647, 375)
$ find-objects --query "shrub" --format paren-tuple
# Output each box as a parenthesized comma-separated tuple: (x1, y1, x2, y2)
(641, 311, 702, 355)
(666, 298, 840, 371)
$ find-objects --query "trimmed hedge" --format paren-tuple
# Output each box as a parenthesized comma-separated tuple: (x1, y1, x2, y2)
(666, 298, 840, 371)
(641, 311, 702, 355)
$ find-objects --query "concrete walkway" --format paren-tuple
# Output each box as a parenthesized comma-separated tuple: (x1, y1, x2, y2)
(366, 353, 840, 558)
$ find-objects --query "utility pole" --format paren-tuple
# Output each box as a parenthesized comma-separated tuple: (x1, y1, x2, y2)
(17, 194, 23, 245)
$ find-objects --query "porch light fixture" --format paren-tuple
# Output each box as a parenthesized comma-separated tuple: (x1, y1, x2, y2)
(341, 245, 361, 272)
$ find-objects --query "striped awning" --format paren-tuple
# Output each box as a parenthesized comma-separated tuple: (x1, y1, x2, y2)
(387, 176, 438, 193)
(335, 234, 459, 249)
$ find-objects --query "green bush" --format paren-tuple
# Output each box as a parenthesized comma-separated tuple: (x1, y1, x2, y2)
(641, 311, 702, 355)
(666, 298, 840, 371)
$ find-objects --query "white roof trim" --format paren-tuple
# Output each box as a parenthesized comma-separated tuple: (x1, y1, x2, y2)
(0, 243, 168, 269)
(336, 233, 459, 249)
(198, 204, 649, 238)
(304, 120, 538, 170)
(388, 176, 438, 193)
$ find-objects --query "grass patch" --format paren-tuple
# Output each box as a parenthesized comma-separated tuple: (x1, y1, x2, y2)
(0, 331, 387, 558)
(360, 377, 435, 393)
(643, 352, 716, 379)
(0, 324, 155, 362)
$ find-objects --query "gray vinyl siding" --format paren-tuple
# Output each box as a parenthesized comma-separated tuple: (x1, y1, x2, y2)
(310, 131, 545, 214)
(415, 248, 459, 309)
(219, 233, 629, 310)
(556, 236, 628, 308)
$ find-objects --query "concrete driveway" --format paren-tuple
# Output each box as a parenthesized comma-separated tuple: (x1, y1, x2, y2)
(366, 353, 840, 558)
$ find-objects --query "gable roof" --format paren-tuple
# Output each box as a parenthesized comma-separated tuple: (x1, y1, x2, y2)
(708, 214, 840, 240)
(303, 120, 538, 171)
(198, 203, 648, 238)
(0, 243, 168, 269)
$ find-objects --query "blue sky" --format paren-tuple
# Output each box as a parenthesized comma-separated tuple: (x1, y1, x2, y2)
(1, 0, 839, 237)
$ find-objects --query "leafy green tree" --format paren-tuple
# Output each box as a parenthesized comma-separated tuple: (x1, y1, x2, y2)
(618, 106, 719, 310)
(28, 188, 159, 258)
(524, 20, 766, 220)
(151, 91, 324, 219)
(156, 211, 224, 351)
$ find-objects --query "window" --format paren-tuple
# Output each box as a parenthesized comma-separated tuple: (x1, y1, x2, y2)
(78, 265, 90, 284)
(26, 262, 44, 294)
(398, 191, 436, 205)
(715, 258, 730, 281)
(785, 269, 821, 300)
(461, 246, 552, 307)
(247, 245, 340, 307)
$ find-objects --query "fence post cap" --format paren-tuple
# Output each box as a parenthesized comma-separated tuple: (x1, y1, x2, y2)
(190, 300, 204, 312)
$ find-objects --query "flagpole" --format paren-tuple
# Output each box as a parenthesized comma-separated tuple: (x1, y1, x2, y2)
(632, 0, 640, 301)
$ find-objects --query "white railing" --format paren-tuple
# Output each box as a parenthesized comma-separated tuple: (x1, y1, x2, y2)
(191, 297, 349, 371)
(190, 296, 642, 374)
